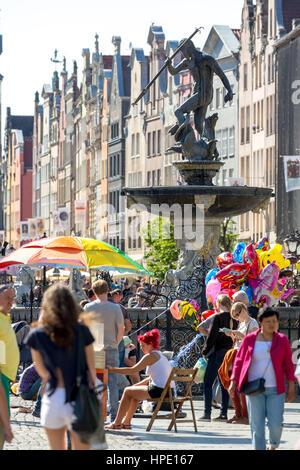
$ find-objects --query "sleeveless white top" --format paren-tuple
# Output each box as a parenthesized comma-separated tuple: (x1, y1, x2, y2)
(146, 351, 175, 389)
(247, 341, 277, 388)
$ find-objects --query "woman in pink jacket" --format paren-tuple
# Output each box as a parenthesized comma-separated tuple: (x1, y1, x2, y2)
(229, 307, 295, 450)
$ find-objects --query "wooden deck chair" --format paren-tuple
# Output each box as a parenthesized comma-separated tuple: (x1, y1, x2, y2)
(146, 367, 198, 433)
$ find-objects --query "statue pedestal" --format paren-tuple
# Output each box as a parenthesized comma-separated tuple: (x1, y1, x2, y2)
(173, 160, 224, 186)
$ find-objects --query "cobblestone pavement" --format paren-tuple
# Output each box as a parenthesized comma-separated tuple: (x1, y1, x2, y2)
(4, 395, 300, 451)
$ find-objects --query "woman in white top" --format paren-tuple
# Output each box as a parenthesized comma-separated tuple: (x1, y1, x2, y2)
(105, 329, 173, 430)
(230, 302, 259, 350)
(227, 302, 259, 424)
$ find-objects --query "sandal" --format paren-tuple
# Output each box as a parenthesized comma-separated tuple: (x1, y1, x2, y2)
(121, 423, 132, 430)
(104, 423, 122, 430)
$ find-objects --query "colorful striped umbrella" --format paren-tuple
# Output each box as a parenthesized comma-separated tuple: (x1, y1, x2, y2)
(0, 236, 150, 275)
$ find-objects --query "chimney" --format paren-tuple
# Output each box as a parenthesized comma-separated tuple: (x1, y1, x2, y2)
(82, 48, 90, 69)
(112, 36, 121, 55)
(292, 18, 300, 29)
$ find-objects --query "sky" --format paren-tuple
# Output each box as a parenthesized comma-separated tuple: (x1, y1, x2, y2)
(0, 0, 244, 119)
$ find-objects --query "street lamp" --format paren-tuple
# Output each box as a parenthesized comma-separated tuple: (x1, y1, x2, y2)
(284, 230, 300, 290)
(284, 230, 300, 257)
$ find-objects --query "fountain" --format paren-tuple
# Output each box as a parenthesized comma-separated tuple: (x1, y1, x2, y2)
(124, 36, 273, 309)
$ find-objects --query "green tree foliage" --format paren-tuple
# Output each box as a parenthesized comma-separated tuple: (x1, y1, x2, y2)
(142, 216, 180, 281)
(219, 217, 239, 253)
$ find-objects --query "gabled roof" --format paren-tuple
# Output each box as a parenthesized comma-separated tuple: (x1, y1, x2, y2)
(129, 48, 147, 69)
(111, 54, 131, 99)
(41, 84, 53, 98)
(202, 25, 240, 59)
(148, 25, 165, 45)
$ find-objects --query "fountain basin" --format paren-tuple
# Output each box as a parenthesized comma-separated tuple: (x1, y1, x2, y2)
(123, 185, 273, 219)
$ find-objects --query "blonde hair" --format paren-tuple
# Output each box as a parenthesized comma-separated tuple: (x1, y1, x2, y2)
(231, 302, 248, 319)
(216, 294, 232, 312)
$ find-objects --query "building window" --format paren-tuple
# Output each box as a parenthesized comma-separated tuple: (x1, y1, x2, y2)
(221, 129, 228, 158)
(243, 63, 248, 91)
(111, 122, 119, 140)
(152, 170, 156, 186)
(229, 127, 234, 157)
(147, 132, 151, 157)
(246, 106, 250, 143)
(152, 131, 156, 156)
(216, 88, 221, 109)
(147, 171, 151, 186)
(157, 130, 161, 154)
(131, 134, 135, 157)
(241, 107, 245, 145)
(136, 133, 140, 156)
(157, 169, 161, 186)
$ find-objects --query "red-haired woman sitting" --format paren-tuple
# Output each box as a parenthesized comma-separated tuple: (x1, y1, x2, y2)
(105, 329, 174, 430)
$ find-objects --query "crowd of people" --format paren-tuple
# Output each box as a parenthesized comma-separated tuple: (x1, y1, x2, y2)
(0, 278, 300, 451)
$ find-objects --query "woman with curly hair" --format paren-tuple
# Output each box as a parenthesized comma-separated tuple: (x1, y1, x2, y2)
(105, 329, 174, 430)
(25, 284, 96, 450)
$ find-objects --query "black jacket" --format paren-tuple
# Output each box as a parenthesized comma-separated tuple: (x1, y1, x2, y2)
(202, 311, 238, 357)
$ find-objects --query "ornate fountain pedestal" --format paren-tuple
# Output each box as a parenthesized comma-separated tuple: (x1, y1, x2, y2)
(173, 160, 224, 186)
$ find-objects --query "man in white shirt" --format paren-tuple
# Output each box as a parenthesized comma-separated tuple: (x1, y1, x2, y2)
(84, 280, 124, 423)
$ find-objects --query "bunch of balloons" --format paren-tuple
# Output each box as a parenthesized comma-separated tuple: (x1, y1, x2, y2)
(170, 299, 201, 332)
(205, 237, 294, 308)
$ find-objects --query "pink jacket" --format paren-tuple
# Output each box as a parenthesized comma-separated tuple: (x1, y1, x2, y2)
(231, 329, 296, 395)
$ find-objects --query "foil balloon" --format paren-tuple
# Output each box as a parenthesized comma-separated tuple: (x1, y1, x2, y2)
(220, 288, 236, 300)
(259, 244, 291, 270)
(206, 278, 222, 307)
(205, 268, 219, 286)
(179, 301, 201, 332)
(232, 242, 246, 264)
(241, 284, 254, 304)
(170, 299, 183, 320)
(255, 236, 270, 253)
(216, 252, 234, 270)
(249, 262, 279, 307)
(243, 244, 260, 279)
(216, 263, 250, 285)
(200, 310, 215, 322)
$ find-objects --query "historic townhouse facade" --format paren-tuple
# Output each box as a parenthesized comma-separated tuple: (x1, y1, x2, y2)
(275, 20, 300, 241)
(3, 109, 33, 247)
(238, 0, 300, 244)
(202, 25, 240, 187)
(124, 25, 181, 263)
(107, 37, 130, 251)
(39, 83, 53, 236)
(98, 68, 112, 242)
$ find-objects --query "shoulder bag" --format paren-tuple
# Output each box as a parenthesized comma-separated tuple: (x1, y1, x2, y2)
(241, 339, 273, 396)
(71, 325, 101, 436)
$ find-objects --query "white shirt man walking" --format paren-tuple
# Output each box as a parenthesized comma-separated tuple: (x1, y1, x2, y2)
(84, 280, 124, 423)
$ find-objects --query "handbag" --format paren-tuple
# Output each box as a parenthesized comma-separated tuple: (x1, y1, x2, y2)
(71, 325, 101, 436)
(241, 377, 265, 396)
(241, 338, 274, 396)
